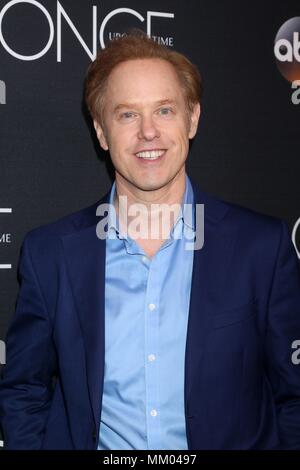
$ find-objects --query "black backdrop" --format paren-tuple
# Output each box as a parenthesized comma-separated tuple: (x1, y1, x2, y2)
(0, 0, 300, 447)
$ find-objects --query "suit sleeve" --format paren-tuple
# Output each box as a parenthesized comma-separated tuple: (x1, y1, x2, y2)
(266, 220, 300, 449)
(0, 234, 57, 449)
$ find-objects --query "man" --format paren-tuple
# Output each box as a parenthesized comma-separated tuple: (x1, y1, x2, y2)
(1, 32, 300, 450)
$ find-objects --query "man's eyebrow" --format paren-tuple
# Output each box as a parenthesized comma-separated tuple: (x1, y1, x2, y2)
(113, 99, 177, 113)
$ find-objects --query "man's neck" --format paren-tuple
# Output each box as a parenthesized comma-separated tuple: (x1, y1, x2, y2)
(113, 168, 186, 213)
(113, 168, 187, 252)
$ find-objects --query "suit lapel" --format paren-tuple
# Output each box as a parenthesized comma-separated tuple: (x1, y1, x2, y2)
(185, 181, 237, 411)
(61, 190, 110, 433)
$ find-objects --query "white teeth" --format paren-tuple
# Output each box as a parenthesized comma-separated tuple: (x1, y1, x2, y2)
(136, 150, 165, 159)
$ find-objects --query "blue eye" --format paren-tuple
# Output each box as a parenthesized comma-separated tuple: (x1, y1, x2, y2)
(121, 112, 134, 119)
(159, 107, 172, 115)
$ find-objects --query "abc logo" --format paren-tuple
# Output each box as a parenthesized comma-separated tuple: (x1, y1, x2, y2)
(274, 17, 300, 82)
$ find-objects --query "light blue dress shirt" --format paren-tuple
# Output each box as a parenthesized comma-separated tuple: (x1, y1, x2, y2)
(98, 174, 195, 450)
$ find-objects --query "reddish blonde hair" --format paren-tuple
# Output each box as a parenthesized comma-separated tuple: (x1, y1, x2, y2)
(85, 31, 203, 125)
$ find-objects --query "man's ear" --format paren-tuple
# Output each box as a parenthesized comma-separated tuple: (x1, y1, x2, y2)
(188, 102, 201, 139)
(93, 119, 109, 151)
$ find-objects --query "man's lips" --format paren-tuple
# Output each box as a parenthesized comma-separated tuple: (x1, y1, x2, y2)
(134, 149, 167, 161)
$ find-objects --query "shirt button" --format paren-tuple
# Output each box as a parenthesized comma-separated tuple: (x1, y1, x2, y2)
(148, 354, 156, 362)
(148, 303, 156, 311)
(150, 409, 158, 417)
(142, 256, 148, 262)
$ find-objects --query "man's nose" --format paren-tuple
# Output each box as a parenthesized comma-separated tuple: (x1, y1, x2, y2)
(137, 115, 160, 141)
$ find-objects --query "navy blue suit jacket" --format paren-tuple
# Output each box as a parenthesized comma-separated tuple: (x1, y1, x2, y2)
(1, 179, 300, 450)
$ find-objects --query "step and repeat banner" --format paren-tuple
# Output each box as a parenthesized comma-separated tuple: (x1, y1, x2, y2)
(0, 0, 300, 448)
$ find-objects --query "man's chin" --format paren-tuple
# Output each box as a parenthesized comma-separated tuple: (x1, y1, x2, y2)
(132, 178, 172, 193)
(116, 169, 184, 193)
(132, 170, 185, 193)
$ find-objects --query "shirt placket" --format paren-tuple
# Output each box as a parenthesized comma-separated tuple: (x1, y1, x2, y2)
(144, 254, 162, 450)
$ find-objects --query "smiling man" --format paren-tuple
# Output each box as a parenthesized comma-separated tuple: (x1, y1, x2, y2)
(90, 39, 200, 258)
(1, 32, 300, 450)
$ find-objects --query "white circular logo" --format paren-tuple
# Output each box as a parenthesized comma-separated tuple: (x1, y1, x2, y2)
(274, 17, 300, 82)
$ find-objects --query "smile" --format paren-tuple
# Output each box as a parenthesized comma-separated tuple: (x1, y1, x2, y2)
(135, 149, 166, 160)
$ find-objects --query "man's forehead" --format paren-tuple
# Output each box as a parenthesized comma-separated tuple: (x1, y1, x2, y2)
(103, 58, 186, 111)
(107, 58, 181, 90)
(110, 57, 177, 74)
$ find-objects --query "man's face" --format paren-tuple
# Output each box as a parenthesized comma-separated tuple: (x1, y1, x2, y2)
(93, 58, 200, 192)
